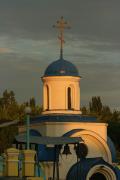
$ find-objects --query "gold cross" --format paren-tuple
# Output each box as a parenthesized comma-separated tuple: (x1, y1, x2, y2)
(53, 16, 70, 58)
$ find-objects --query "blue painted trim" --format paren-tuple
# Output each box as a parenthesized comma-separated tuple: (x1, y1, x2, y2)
(20, 129, 42, 137)
(114, 167, 120, 179)
(30, 114, 96, 124)
(62, 129, 84, 137)
(63, 130, 117, 163)
(107, 136, 117, 163)
(29, 129, 42, 137)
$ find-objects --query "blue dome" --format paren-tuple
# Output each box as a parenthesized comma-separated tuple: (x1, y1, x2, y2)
(44, 58, 79, 77)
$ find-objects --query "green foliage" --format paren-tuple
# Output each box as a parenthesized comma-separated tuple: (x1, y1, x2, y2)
(0, 125, 18, 154)
(0, 90, 19, 121)
(108, 121, 120, 149)
(30, 97, 36, 107)
(89, 96, 102, 115)
(0, 89, 42, 153)
(0, 90, 42, 121)
(81, 106, 87, 115)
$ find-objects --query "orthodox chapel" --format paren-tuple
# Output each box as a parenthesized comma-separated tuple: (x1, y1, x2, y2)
(18, 17, 120, 180)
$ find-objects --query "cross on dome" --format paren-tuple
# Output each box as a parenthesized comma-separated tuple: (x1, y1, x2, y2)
(53, 16, 70, 59)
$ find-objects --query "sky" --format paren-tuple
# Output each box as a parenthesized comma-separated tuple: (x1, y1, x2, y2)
(0, 0, 120, 109)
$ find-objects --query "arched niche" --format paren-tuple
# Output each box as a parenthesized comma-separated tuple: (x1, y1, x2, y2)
(44, 84, 49, 110)
(67, 85, 74, 110)
(63, 129, 112, 163)
(68, 87, 72, 109)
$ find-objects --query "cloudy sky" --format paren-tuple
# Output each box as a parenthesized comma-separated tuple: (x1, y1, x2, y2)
(0, 0, 120, 109)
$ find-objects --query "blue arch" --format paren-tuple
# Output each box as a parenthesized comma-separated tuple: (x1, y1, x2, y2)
(62, 129, 117, 163)
(62, 129, 84, 137)
(107, 136, 117, 163)
(29, 129, 42, 136)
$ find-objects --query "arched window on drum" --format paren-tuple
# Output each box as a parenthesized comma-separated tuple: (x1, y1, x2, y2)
(68, 87, 72, 110)
(44, 85, 49, 110)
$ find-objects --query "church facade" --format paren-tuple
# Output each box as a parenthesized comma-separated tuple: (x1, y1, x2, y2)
(18, 17, 120, 180)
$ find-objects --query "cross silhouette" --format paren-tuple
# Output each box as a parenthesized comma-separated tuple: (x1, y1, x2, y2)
(53, 16, 70, 58)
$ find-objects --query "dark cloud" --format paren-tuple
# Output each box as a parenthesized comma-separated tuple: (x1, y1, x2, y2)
(79, 62, 120, 109)
(0, 0, 120, 109)
(0, 0, 120, 42)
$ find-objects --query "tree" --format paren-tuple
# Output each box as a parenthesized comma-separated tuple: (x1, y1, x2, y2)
(89, 96, 102, 115)
(98, 105, 112, 122)
(108, 121, 120, 149)
(0, 90, 43, 153)
(9, 90, 16, 105)
(30, 97, 36, 108)
(81, 106, 87, 115)
(0, 90, 19, 121)
(0, 125, 18, 154)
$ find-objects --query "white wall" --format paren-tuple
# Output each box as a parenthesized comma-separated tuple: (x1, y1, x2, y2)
(42, 76, 81, 114)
